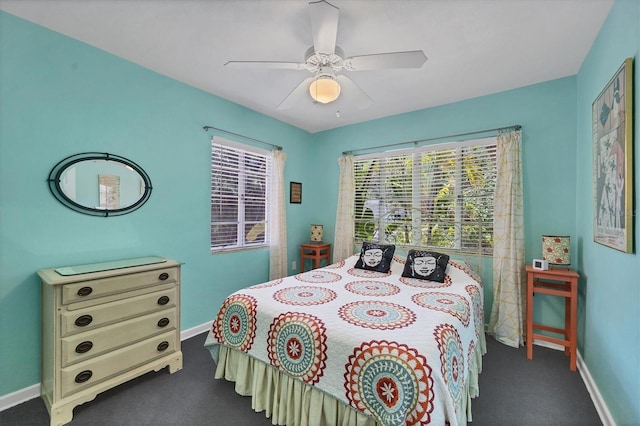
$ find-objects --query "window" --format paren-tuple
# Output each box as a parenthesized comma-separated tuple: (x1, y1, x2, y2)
(211, 138, 272, 252)
(354, 137, 496, 254)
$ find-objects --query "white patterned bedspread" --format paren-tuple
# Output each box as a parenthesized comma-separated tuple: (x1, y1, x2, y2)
(205, 254, 484, 426)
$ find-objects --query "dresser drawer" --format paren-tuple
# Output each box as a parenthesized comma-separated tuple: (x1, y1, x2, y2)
(60, 331, 177, 398)
(61, 267, 178, 305)
(61, 287, 177, 337)
(61, 307, 178, 367)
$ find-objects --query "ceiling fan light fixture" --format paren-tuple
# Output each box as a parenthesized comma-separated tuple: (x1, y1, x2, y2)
(309, 76, 341, 104)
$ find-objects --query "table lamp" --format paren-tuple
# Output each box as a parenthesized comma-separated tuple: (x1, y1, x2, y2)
(542, 235, 571, 266)
(310, 224, 323, 242)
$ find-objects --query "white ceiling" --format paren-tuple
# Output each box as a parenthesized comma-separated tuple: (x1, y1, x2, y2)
(0, 0, 614, 133)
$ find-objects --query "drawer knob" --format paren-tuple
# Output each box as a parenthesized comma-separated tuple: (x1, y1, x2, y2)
(157, 341, 169, 351)
(157, 296, 170, 305)
(159, 272, 169, 280)
(77, 286, 93, 297)
(75, 315, 93, 327)
(157, 317, 170, 328)
(75, 341, 93, 354)
(75, 370, 93, 383)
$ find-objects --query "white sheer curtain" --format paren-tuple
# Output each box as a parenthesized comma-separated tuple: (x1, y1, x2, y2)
(333, 155, 355, 262)
(488, 129, 525, 348)
(269, 150, 287, 279)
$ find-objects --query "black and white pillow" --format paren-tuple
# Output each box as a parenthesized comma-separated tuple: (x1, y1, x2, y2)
(401, 250, 449, 282)
(354, 242, 396, 273)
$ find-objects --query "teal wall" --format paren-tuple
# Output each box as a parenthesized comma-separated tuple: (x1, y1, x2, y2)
(576, 0, 640, 424)
(1, 2, 638, 423)
(0, 12, 315, 395)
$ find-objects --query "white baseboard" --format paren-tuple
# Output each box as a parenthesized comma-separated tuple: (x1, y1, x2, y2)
(1, 321, 214, 412)
(180, 321, 212, 340)
(576, 351, 615, 426)
(0, 384, 40, 412)
(532, 338, 564, 351)
(532, 339, 614, 426)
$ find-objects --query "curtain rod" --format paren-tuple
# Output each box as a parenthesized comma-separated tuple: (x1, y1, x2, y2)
(203, 125, 282, 151)
(342, 124, 521, 156)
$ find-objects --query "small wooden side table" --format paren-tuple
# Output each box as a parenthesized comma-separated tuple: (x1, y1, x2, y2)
(300, 243, 331, 272)
(526, 265, 580, 371)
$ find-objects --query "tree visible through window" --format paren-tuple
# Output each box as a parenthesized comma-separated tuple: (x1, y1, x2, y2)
(211, 139, 271, 252)
(353, 138, 496, 254)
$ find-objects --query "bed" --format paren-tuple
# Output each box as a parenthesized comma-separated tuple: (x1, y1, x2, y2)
(204, 247, 486, 425)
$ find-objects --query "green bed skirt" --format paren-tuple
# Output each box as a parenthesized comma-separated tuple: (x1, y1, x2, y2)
(207, 331, 486, 426)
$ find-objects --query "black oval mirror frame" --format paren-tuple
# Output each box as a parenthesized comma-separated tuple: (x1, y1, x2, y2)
(47, 152, 152, 217)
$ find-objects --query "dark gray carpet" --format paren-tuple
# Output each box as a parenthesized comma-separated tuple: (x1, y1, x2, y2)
(472, 337, 601, 425)
(1, 333, 272, 426)
(1, 333, 601, 425)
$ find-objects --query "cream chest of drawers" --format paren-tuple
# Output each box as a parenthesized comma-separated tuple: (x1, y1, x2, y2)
(38, 257, 183, 426)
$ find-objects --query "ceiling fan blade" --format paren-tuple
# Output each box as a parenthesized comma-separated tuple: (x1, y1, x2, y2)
(224, 60, 306, 70)
(309, 0, 339, 55)
(336, 75, 372, 109)
(277, 77, 315, 110)
(345, 50, 428, 70)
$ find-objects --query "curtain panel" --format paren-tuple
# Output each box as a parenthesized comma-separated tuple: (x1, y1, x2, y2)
(488, 129, 525, 347)
(333, 155, 355, 262)
(269, 150, 287, 279)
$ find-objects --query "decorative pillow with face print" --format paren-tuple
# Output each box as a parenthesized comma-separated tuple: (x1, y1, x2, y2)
(401, 250, 449, 282)
(354, 242, 396, 273)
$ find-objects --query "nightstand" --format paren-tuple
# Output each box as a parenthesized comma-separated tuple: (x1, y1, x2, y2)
(300, 243, 331, 272)
(525, 265, 580, 371)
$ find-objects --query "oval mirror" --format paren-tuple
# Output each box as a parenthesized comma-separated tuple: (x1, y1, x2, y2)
(47, 152, 152, 217)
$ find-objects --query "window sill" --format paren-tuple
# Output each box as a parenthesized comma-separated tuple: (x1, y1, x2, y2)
(211, 245, 269, 255)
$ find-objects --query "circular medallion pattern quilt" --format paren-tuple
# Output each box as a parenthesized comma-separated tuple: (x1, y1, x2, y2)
(295, 270, 342, 283)
(434, 324, 465, 408)
(339, 300, 416, 330)
(347, 267, 391, 278)
(344, 340, 434, 425)
(344, 280, 400, 297)
(273, 285, 337, 305)
(212, 293, 257, 352)
(267, 312, 327, 384)
(465, 284, 484, 339)
(400, 275, 452, 289)
(411, 292, 470, 326)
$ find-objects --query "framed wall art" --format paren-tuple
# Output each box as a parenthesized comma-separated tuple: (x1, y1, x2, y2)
(290, 181, 302, 204)
(593, 58, 634, 253)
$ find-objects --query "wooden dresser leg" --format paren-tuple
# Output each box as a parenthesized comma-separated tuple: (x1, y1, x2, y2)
(49, 404, 74, 426)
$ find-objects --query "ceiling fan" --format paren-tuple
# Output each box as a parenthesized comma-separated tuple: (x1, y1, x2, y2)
(224, 0, 427, 110)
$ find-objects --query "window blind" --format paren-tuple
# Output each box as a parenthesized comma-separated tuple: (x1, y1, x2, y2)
(354, 137, 496, 253)
(211, 140, 271, 251)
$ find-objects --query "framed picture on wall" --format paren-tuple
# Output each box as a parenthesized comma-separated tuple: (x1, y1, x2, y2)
(592, 57, 634, 253)
(290, 181, 302, 204)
